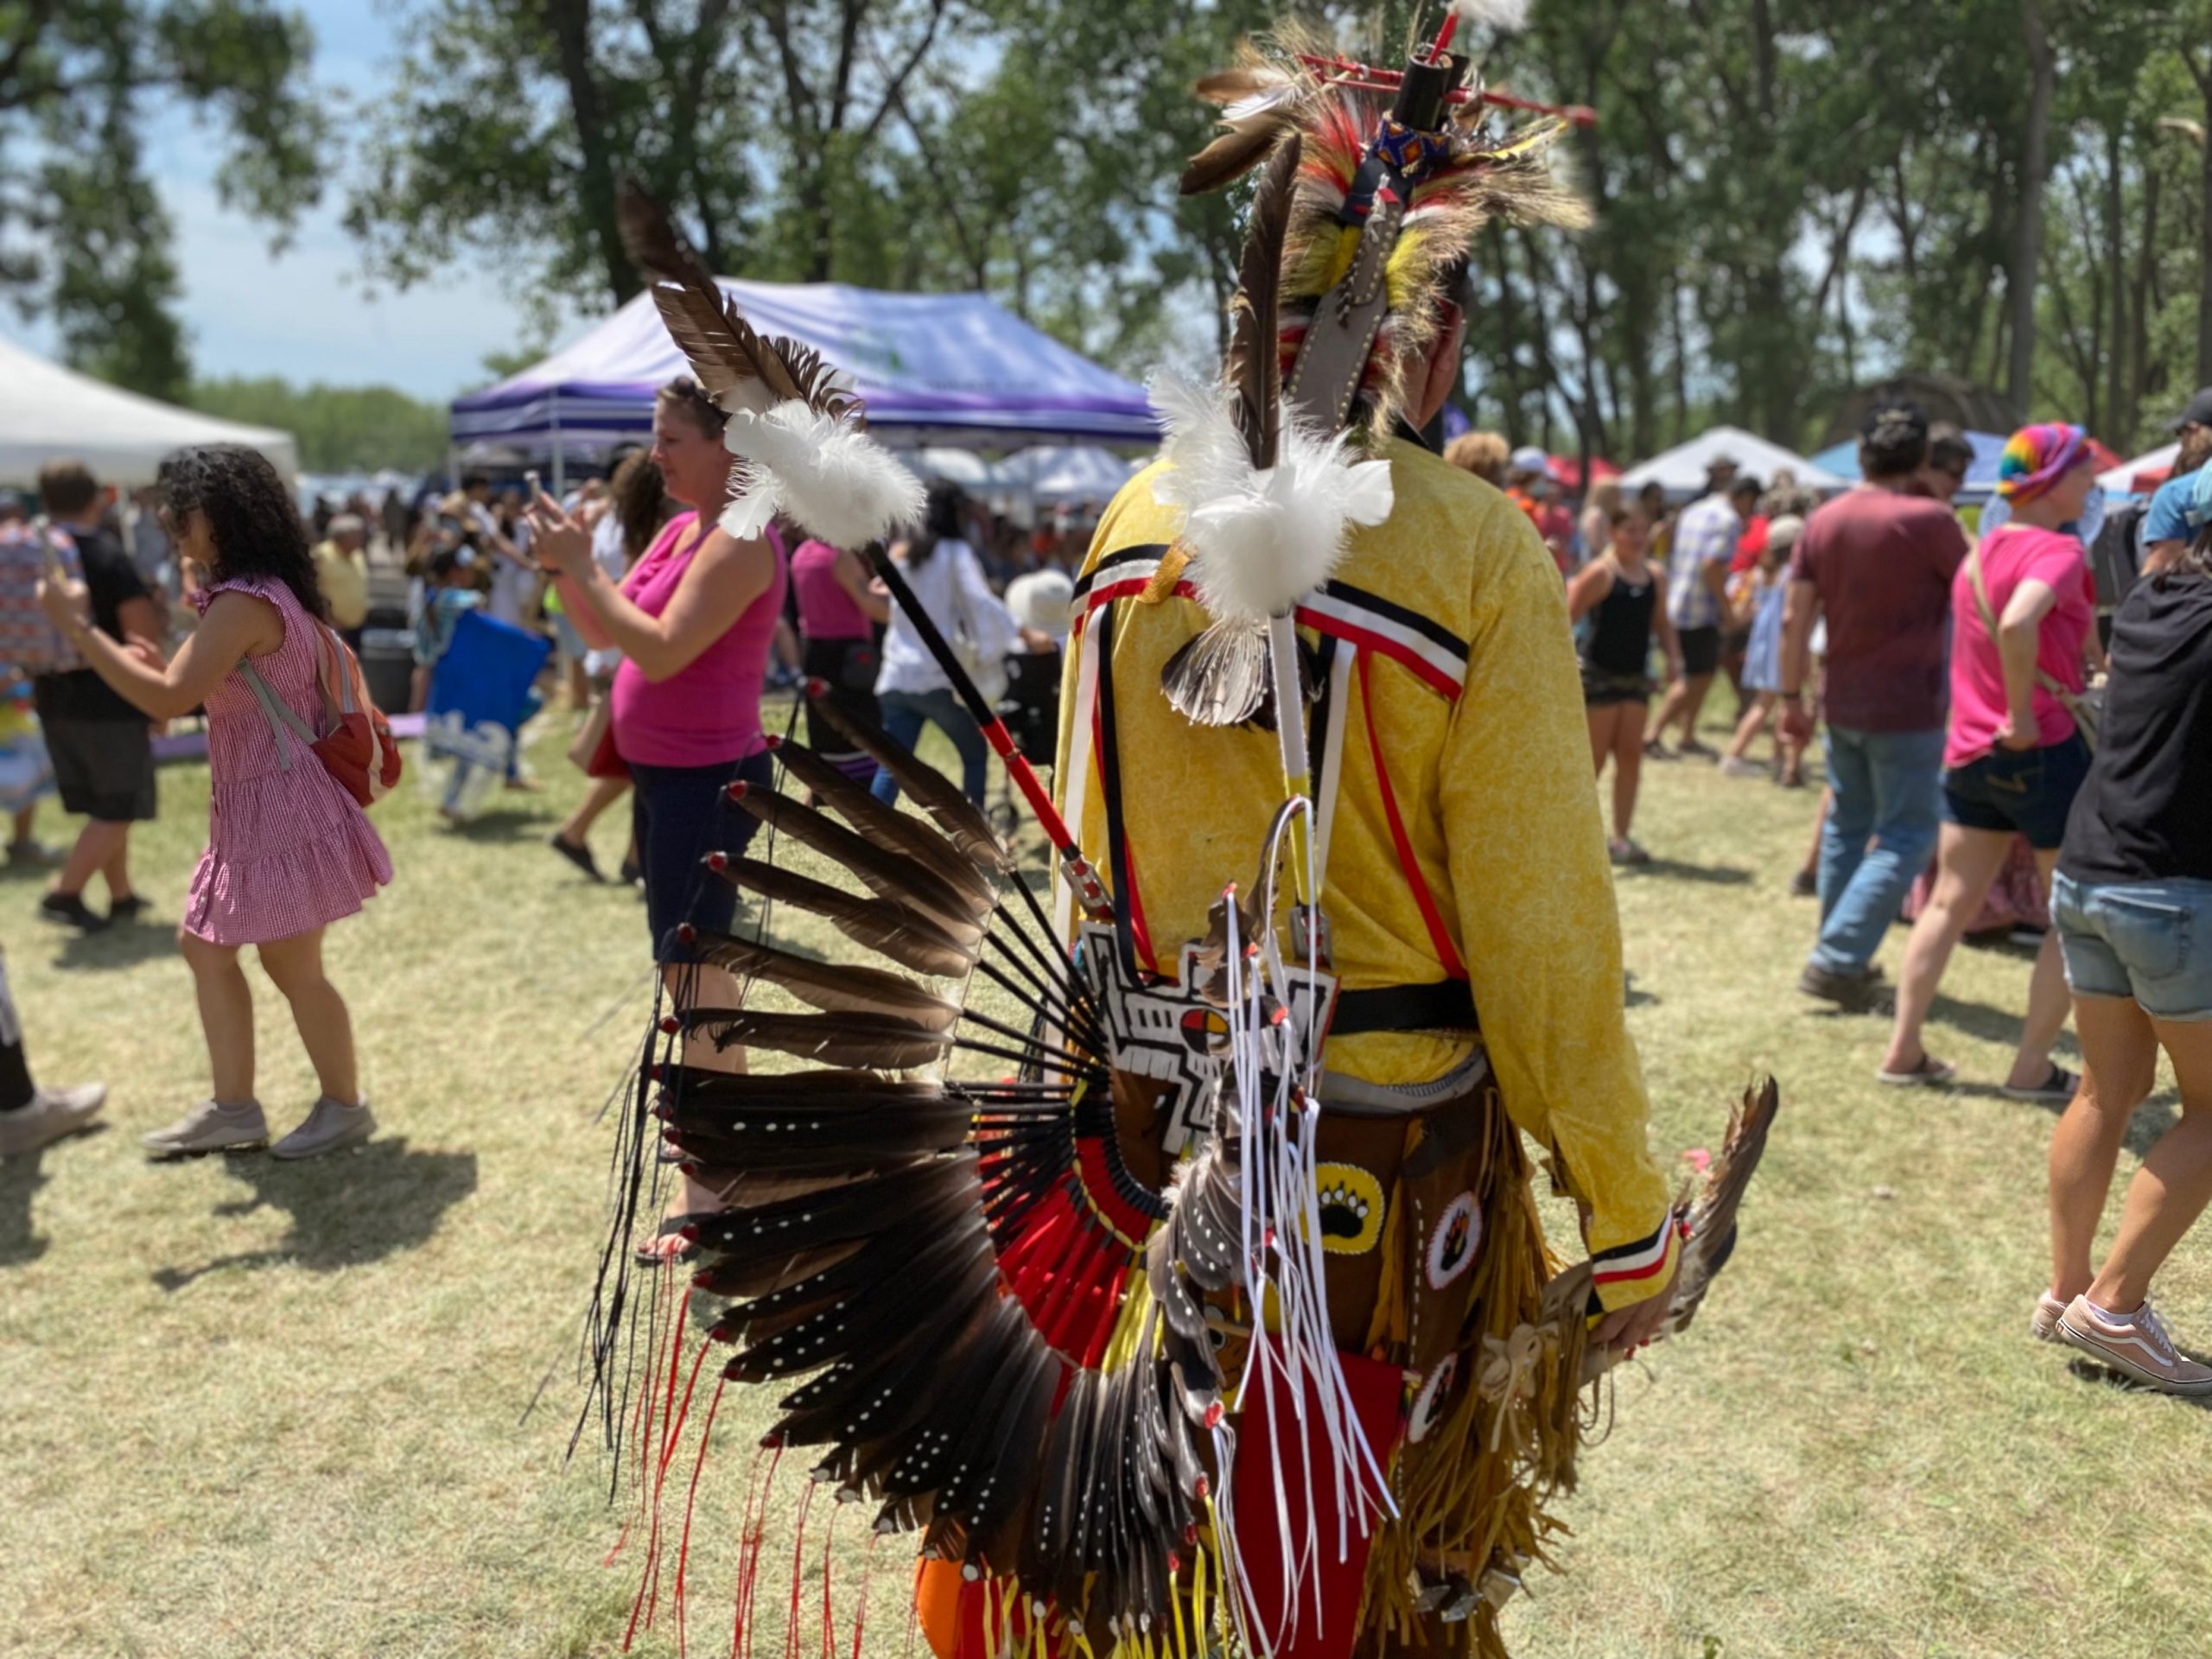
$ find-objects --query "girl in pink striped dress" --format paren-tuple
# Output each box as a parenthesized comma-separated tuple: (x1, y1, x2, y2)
(39, 444, 391, 1160)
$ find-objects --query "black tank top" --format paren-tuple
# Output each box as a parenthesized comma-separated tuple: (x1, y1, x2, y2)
(1582, 563, 1656, 677)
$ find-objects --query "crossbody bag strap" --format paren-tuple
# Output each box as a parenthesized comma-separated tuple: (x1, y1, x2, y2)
(238, 659, 315, 772)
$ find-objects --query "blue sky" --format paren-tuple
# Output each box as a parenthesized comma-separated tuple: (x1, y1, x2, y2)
(19, 0, 557, 402)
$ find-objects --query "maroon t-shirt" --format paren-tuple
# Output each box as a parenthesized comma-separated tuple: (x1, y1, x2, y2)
(1789, 487, 1968, 732)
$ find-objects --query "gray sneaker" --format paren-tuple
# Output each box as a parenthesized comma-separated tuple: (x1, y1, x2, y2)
(143, 1098, 269, 1159)
(271, 1096, 375, 1160)
(0, 1083, 108, 1157)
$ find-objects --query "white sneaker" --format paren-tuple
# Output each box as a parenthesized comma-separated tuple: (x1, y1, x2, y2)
(271, 1096, 376, 1160)
(0, 1083, 108, 1157)
(1719, 756, 1766, 779)
(2057, 1295, 2212, 1395)
(2031, 1289, 2069, 1343)
(143, 1098, 268, 1159)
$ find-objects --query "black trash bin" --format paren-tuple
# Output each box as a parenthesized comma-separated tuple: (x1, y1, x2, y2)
(359, 624, 416, 715)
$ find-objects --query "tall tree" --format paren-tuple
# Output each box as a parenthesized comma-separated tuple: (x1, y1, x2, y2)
(0, 0, 325, 399)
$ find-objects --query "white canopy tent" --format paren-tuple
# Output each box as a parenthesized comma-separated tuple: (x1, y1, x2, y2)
(1014, 446, 1143, 505)
(1619, 425, 1847, 499)
(0, 334, 298, 488)
(2099, 441, 2179, 498)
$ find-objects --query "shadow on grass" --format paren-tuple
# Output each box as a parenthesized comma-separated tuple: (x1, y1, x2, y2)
(1923, 991, 2083, 1061)
(2066, 1356, 2212, 1409)
(48, 916, 179, 972)
(0, 1122, 109, 1267)
(149, 1135, 478, 1290)
(442, 808, 550, 843)
(1622, 857, 1755, 887)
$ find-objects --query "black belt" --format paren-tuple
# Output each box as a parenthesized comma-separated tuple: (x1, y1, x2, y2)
(1329, 979, 1478, 1037)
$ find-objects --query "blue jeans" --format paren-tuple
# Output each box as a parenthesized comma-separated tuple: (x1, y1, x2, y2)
(1812, 725, 1945, 976)
(871, 687, 988, 808)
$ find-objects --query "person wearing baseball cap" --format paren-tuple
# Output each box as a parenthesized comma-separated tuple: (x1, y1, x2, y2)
(1503, 445, 1575, 574)
(2139, 387, 2212, 575)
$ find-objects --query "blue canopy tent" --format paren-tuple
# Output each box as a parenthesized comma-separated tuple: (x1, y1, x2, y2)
(450, 282, 1158, 484)
(1810, 429, 2009, 499)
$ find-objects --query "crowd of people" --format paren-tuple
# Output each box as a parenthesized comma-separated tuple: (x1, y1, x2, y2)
(1450, 396, 2212, 1396)
(3, 373, 2209, 1399)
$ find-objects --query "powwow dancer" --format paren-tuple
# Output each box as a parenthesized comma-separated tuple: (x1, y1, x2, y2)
(575, 15, 1777, 1659)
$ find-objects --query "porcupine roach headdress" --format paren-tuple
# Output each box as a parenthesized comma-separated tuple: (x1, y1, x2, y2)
(573, 155, 1775, 1659)
(1156, 1, 1592, 728)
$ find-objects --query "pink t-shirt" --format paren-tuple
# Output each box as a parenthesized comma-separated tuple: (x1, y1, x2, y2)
(1943, 524, 2093, 768)
(790, 539, 873, 643)
(611, 512, 790, 768)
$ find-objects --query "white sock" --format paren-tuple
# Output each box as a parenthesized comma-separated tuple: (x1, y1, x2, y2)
(2086, 1298, 2140, 1325)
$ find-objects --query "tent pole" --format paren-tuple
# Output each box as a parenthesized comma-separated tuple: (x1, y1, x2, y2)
(550, 403, 567, 498)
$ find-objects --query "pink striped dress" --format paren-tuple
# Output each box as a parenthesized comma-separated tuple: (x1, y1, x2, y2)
(182, 576, 393, 947)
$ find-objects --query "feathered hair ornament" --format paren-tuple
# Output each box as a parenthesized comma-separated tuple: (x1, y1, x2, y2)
(616, 181, 923, 548)
(1182, 22, 1591, 442)
(1153, 130, 1395, 727)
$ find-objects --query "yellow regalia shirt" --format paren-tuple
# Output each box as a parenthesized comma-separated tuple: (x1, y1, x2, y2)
(1054, 436, 1677, 1311)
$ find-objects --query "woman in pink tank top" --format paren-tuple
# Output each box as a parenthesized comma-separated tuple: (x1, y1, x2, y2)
(529, 377, 786, 1263)
(790, 537, 888, 783)
(37, 443, 390, 1161)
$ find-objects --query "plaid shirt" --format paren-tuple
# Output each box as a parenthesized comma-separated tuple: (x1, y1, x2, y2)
(1666, 494, 1743, 630)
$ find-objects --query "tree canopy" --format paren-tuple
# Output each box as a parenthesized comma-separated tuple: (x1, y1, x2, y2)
(183, 376, 450, 472)
(0, 0, 324, 401)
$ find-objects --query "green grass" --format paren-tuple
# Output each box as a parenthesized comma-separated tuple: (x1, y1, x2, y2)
(0, 699, 2202, 1659)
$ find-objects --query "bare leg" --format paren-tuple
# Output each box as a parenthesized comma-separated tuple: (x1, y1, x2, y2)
(1648, 677, 1688, 749)
(1611, 698, 1649, 844)
(52, 818, 128, 901)
(1675, 672, 1717, 747)
(2049, 995, 2159, 1300)
(2005, 848, 2073, 1090)
(1723, 691, 1776, 762)
(180, 927, 256, 1103)
(1586, 701, 1622, 775)
(668, 962, 742, 1225)
(1879, 823, 2012, 1076)
(99, 829, 135, 903)
(2087, 1020, 2212, 1312)
(1800, 788, 1832, 881)
(10, 805, 32, 846)
(556, 775, 632, 849)
(257, 927, 359, 1103)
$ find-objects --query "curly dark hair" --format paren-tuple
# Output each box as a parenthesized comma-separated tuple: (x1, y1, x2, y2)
(610, 450, 672, 565)
(156, 445, 327, 621)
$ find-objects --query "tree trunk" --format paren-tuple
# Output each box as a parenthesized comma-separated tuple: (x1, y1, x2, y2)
(2200, 68, 2212, 385)
(2007, 0, 2055, 412)
(2132, 165, 2160, 436)
(544, 0, 638, 306)
(2106, 124, 2128, 441)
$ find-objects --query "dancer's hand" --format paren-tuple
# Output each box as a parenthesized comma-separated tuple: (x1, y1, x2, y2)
(524, 490, 592, 581)
(1591, 1252, 1678, 1357)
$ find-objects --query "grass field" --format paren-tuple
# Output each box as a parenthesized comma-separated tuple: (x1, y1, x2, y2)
(1, 698, 2203, 1659)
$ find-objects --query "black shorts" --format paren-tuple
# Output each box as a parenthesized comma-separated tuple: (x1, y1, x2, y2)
(630, 750, 777, 963)
(1942, 734, 2091, 850)
(44, 718, 156, 823)
(1676, 625, 1721, 678)
(1580, 665, 1652, 708)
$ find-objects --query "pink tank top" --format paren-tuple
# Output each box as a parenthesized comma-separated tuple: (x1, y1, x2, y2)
(790, 539, 873, 643)
(611, 512, 789, 768)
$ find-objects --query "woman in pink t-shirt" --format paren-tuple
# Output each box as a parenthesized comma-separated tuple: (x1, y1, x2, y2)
(1880, 424, 2107, 1096)
(530, 377, 787, 1262)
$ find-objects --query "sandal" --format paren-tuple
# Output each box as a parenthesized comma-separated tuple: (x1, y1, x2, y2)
(1608, 838, 1651, 868)
(634, 1215, 701, 1268)
(2002, 1064, 2080, 1104)
(1876, 1053, 1958, 1087)
(549, 832, 603, 881)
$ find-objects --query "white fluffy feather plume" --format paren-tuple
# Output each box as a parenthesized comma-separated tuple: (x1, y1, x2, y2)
(1148, 370, 1395, 622)
(717, 398, 925, 549)
(1450, 0, 1531, 30)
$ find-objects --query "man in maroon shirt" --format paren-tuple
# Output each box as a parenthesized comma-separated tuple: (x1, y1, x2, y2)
(1779, 404, 1969, 1010)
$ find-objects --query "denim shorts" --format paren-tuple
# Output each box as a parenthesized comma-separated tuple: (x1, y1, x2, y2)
(1942, 734, 2090, 849)
(2050, 870, 2212, 1021)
